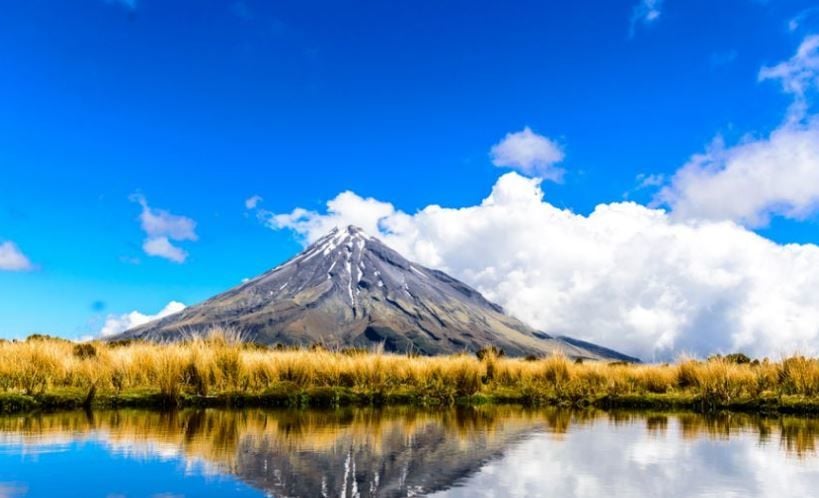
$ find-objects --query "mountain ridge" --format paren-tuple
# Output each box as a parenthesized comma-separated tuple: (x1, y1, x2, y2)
(115, 226, 637, 361)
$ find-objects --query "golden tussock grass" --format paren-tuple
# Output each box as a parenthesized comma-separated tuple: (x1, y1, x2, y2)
(1, 330, 818, 409)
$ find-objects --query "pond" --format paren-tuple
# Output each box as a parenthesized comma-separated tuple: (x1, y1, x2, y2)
(0, 407, 817, 497)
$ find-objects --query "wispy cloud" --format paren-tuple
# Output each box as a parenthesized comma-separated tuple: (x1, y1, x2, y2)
(623, 173, 665, 199)
(759, 35, 819, 120)
(629, 0, 663, 38)
(130, 194, 198, 263)
(0, 240, 33, 271)
(245, 195, 263, 210)
(636, 173, 665, 188)
(490, 127, 566, 182)
(789, 7, 819, 32)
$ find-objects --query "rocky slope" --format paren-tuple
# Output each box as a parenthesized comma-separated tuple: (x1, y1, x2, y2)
(116, 226, 636, 361)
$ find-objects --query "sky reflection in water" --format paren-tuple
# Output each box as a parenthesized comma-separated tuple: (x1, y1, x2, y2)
(0, 408, 817, 498)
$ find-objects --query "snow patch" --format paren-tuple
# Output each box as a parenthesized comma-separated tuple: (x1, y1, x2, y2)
(345, 257, 354, 306)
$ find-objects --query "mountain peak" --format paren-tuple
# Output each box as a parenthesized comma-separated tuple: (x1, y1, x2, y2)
(327, 224, 370, 239)
(301, 225, 373, 261)
(116, 226, 636, 361)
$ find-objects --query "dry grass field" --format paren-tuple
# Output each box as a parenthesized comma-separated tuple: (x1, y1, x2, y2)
(1, 330, 818, 414)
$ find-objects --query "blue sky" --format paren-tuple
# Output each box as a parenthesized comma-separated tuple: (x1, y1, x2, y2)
(3, 0, 819, 356)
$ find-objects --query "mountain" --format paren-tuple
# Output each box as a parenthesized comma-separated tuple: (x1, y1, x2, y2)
(116, 226, 636, 361)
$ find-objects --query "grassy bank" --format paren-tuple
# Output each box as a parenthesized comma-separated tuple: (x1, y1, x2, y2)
(2, 333, 819, 414)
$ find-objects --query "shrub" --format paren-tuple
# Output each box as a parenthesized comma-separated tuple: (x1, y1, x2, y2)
(26, 334, 69, 343)
(108, 339, 137, 348)
(724, 353, 752, 365)
(73, 343, 97, 360)
(709, 353, 752, 365)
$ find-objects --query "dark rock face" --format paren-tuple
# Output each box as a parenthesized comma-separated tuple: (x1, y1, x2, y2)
(116, 226, 636, 361)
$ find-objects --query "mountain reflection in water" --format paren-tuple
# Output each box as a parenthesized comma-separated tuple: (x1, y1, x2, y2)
(0, 407, 818, 497)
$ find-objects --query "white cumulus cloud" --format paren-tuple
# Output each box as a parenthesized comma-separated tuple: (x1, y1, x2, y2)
(268, 172, 819, 361)
(656, 118, 819, 226)
(99, 301, 186, 338)
(490, 127, 565, 181)
(258, 190, 397, 243)
(131, 194, 198, 263)
(0, 241, 33, 271)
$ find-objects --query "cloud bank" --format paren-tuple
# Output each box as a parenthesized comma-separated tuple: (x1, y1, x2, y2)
(260, 36, 819, 361)
(266, 172, 819, 360)
(131, 194, 198, 263)
(99, 301, 186, 337)
(0, 241, 33, 271)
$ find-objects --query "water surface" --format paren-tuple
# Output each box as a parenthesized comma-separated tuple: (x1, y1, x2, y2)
(0, 407, 817, 497)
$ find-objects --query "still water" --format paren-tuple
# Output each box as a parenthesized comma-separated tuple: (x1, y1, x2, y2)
(0, 407, 817, 497)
